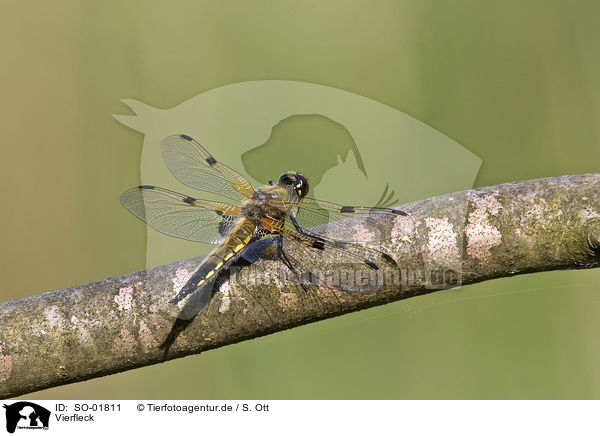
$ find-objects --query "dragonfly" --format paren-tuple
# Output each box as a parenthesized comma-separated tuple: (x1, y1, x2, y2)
(120, 134, 414, 319)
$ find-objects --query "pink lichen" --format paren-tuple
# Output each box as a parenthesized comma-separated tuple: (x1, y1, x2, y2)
(114, 286, 134, 311)
(465, 194, 503, 262)
(425, 217, 460, 267)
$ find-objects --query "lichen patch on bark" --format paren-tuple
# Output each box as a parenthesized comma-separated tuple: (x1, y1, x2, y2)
(219, 280, 233, 313)
(43, 305, 66, 331)
(115, 285, 135, 312)
(218, 280, 249, 313)
(391, 215, 416, 240)
(468, 191, 503, 215)
(70, 315, 94, 347)
(425, 217, 460, 267)
(465, 201, 502, 263)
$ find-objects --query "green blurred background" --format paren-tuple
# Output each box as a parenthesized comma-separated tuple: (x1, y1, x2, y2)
(2, 0, 600, 399)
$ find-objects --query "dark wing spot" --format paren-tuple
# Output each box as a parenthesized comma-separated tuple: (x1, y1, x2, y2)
(364, 259, 379, 270)
(340, 206, 355, 213)
(179, 134, 193, 141)
(206, 156, 217, 166)
(392, 210, 408, 216)
(312, 240, 325, 250)
(182, 196, 195, 205)
(139, 185, 155, 189)
(381, 253, 396, 265)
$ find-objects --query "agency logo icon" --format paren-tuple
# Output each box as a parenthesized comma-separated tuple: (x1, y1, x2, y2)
(2, 402, 50, 434)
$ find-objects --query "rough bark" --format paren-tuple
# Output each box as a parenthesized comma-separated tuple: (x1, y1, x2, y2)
(1, 174, 600, 398)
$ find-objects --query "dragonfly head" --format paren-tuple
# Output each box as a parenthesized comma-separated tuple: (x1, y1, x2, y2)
(277, 171, 309, 199)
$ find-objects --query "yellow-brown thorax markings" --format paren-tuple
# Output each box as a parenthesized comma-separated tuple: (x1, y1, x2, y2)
(196, 185, 299, 288)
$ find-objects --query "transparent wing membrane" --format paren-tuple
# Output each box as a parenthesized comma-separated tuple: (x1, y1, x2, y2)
(277, 197, 415, 242)
(120, 185, 240, 244)
(275, 227, 399, 292)
(160, 134, 254, 202)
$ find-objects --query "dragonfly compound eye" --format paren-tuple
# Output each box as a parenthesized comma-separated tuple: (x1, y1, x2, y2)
(277, 172, 296, 187)
(296, 173, 309, 198)
(277, 172, 309, 198)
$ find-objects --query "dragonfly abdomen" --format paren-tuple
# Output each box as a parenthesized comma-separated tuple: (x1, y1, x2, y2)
(169, 218, 257, 304)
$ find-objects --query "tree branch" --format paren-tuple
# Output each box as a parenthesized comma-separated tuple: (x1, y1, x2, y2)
(1, 174, 600, 398)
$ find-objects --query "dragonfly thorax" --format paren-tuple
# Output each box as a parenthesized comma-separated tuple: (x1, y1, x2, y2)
(242, 185, 295, 225)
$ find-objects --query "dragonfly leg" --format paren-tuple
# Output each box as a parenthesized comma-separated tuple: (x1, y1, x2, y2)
(276, 234, 309, 292)
(289, 215, 306, 234)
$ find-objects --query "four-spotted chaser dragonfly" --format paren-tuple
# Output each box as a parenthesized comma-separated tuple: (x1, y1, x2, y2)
(121, 134, 413, 318)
